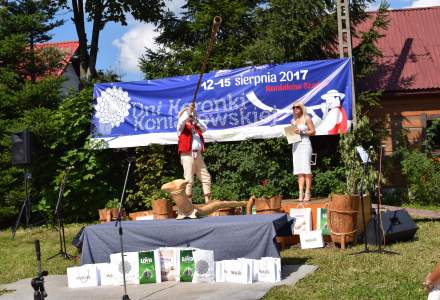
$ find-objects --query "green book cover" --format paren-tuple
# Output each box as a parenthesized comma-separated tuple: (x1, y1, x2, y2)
(179, 249, 195, 282)
(139, 251, 157, 284)
(319, 208, 330, 235)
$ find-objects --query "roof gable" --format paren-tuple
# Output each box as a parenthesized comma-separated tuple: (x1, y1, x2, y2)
(355, 6, 440, 92)
(34, 41, 79, 77)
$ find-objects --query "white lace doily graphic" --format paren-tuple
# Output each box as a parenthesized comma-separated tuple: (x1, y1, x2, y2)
(94, 86, 131, 135)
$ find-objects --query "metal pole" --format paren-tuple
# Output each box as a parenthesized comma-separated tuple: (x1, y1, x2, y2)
(337, 0, 357, 127)
(115, 158, 134, 300)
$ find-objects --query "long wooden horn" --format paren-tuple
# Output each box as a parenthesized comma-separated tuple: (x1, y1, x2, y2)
(190, 16, 222, 113)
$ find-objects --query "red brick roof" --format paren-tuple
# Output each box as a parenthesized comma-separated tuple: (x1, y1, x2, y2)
(34, 41, 79, 77)
(355, 6, 440, 92)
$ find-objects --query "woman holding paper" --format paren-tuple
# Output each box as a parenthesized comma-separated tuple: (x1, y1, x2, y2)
(291, 102, 315, 201)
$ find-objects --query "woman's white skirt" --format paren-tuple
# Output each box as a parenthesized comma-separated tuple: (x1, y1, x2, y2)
(292, 141, 312, 175)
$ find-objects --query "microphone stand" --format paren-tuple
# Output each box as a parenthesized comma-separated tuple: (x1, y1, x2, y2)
(115, 156, 134, 300)
(48, 167, 73, 260)
(373, 146, 399, 255)
(31, 239, 48, 300)
(351, 161, 370, 255)
(12, 169, 32, 239)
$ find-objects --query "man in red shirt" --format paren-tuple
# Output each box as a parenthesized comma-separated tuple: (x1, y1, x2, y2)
(177, 104, 212, 206)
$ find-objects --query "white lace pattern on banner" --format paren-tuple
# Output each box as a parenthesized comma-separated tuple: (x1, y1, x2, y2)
(94, 86, 131, 128)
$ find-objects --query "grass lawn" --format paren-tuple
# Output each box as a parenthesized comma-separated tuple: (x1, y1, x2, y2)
(265, 218, 440, 299)
(0, 224, 83, 290)
(1, 218, 439, 299)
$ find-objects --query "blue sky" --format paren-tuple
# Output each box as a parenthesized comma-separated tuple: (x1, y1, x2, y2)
(49, 0, 440, 82)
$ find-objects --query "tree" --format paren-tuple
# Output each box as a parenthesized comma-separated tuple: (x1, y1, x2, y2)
(1, 0, 64, 82)
(58, 0, 166, 80)
(137, 0, 390, 200)
(140, 0, 377, 77)
(0, 1, 66, 227)
(140, 0, 263, 79)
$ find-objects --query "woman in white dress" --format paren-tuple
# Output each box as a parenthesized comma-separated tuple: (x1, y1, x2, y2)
(291, 102, 316, 201)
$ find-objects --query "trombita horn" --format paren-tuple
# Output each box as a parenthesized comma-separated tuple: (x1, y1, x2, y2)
(190, 16, 222, 113)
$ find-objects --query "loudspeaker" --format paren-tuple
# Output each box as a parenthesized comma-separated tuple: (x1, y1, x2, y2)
(11, 130, 32, 166)
(366, 209, 418, 245)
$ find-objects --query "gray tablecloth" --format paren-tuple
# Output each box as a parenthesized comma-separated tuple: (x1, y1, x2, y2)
(80, 213, 291, 265)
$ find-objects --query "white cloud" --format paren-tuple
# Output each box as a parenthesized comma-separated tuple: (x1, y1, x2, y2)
(366, 0, 440, 11)
(165, 0, 186, 16)
(367, 2, 380, 11)
(407, 0, 440, 7)
(112, 0, 186, 76)
(112, 23, 160, 73)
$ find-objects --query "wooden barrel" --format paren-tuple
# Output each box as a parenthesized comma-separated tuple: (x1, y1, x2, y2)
(152, 199, 174, 219)
(327, 194, 359, 249)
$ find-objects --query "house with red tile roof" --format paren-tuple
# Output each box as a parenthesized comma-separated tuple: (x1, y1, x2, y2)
(35, 40, 80, 93)
(356, 6, 440, 154)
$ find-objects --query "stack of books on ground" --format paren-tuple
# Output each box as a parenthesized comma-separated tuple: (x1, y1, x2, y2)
(67, 247, 281, 288)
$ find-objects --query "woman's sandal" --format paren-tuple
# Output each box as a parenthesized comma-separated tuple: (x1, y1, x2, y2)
(303, 192, 311, 202)
(298, 192, 304, 202)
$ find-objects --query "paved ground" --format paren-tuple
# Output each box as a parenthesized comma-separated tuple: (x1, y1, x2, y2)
(0, 264, 317, 300)
(373, 204, 440, 219)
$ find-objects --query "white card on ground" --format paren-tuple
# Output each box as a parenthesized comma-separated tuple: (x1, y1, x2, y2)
(110, 252, 139, 285)
(67, 264, 99, 288)
(238, 258, 259, 282)
(158, 247, 177, 281)
(258, 257, 280, 283)
(299, 230, 324, 249)
(215, 261, 225, 282)
(193, 249, 215, 283)
(224, 260, 251, 284)
(95, 263, 117, 286)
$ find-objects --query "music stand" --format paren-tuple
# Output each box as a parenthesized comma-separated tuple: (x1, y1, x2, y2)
(12, 169, 32, 239)
(48, 167, 74, 260)
(351, 146, 398, 255)
(114, 156, 134, 300)
(350, 146, 371, 255)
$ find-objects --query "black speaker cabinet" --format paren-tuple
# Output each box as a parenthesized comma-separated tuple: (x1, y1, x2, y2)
(366, 209, 418, 245)
(11, 130, 32, 166)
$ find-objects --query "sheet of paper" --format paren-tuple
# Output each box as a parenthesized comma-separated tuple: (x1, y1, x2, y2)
(284, 125, 301, 144)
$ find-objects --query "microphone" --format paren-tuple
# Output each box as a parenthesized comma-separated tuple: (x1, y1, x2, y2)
(35, 239, 43, 275)
(35, 239, 41, 262)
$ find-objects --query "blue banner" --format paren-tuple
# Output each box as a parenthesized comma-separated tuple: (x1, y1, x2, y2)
(92, 58, 352, 148)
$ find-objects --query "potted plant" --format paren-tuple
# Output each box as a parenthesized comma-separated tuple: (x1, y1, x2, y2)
(329, 116, 378, 247)
(105, 198, 121, 221)
(209, 184, 241, 216)
(248, 182, 283, 215)
(98, 207, 111, 223)
(147, 189, 174, 219)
